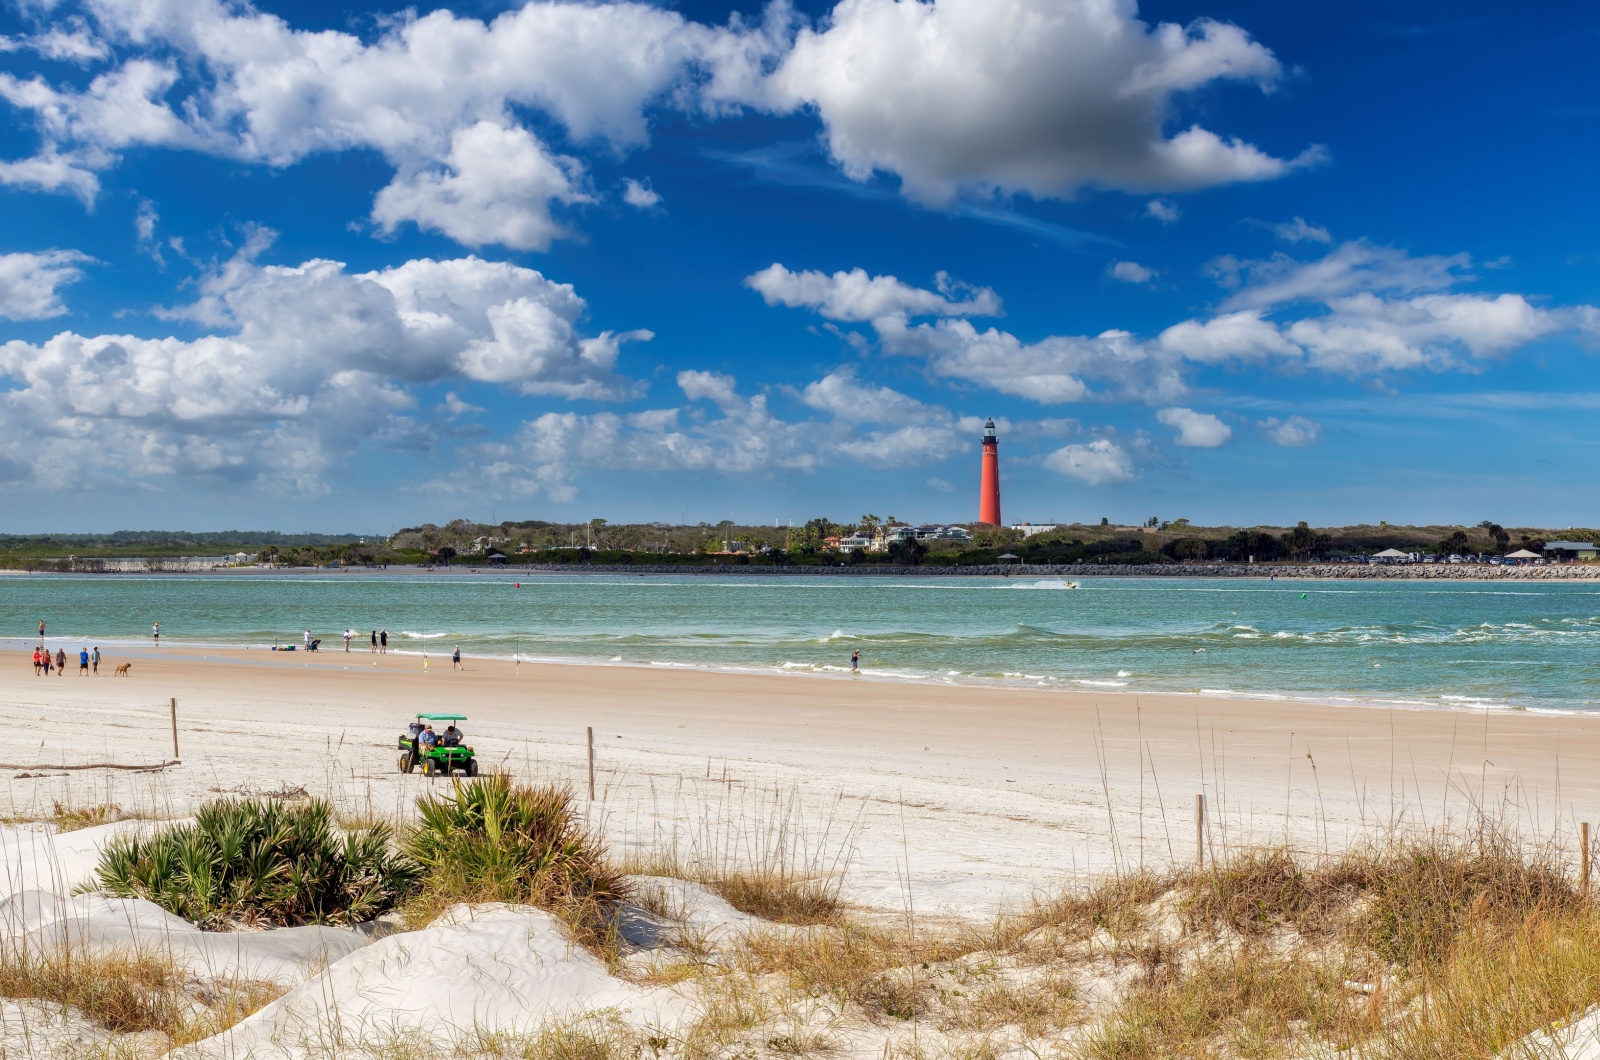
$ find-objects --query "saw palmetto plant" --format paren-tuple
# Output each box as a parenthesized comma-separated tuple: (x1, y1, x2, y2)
(90, 797, 419, 928)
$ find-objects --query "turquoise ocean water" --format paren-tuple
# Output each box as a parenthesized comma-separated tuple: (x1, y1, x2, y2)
(4, 572, 1597, 712)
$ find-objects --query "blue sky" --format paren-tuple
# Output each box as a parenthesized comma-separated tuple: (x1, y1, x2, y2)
(2, 0, 1598, 533)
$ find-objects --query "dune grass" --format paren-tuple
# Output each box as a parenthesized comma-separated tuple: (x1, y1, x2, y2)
(0, 944, 285, 1045)
(700, 868, 841, 926)
(0, 800, 159, 833)
(1066, 828, 1596, 1060)
(400, 776, 627, 942)
(29, 771, 1600, 1060)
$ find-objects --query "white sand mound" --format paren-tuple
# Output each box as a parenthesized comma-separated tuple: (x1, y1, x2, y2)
(1, 889, 366, 983)
(0, 998, 165, 1059)
(1509, 1006, 1600, 1058)
(1, 822, 366, 984)
(619, 875, 771, 946)
(0, 821, 152, 900)
(189, 904, 687, 1059)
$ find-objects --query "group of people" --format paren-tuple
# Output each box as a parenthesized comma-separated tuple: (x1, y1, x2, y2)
(32, 644, 99, 675)
(331, 629, 391, 652)
(32, 620, 102, 676)
(406, 719, 465, 748)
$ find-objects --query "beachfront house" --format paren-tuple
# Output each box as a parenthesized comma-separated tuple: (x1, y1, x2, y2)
(1542, 541, 1599, 562)
(918, 525, 974, 542)
(837, 534, 875, 552)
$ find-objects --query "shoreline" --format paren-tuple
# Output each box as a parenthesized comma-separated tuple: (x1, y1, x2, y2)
(15, 634, 1592, 719)
(5, 562, 1600, 580)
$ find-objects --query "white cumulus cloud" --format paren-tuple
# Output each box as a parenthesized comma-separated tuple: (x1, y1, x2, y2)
(756, 245, 1600, 404)
(0, 250, 92, 320)
(749, 263, 1183, 404)
(1156, 406, 1231, 447)
(746, 264, 1001, 323)
(0, 0, 1319, 241)
(622, 178, 661, 208)
(1145, 198, 1181, 223)
(371, 122, 590, 251)
(0, 0, 779, 237)
(1110, 260, 1157, 284)
(1260, 415, 1320, 446)
(1270, 216, 1331, 243)
(0, 247, 649, 492)
(1043, 439, 1135, 485)
(767, 0, 1311, 205)
(1167, 242, 1600, 375)
(800, 368, 948, 425)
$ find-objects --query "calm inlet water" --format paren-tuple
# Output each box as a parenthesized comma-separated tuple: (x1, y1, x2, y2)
(3, 573, 1597, 712)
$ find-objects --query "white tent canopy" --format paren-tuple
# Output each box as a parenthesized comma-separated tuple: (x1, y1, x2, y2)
(1505, 549, 1542, 559)
(1372, 548, 1410, 559)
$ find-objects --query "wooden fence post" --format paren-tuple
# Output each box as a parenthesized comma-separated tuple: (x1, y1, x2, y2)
(170, 698, 179, 761)
(1196, 793, 1205, 871)
(1583, 822, 1591, 900)
(587, 726, 595, 801)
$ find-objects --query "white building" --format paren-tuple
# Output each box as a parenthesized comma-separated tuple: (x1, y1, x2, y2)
(917, 525, 973, 542)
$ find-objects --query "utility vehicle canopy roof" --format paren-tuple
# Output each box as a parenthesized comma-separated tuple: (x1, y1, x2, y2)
(415, 712, 467, 721)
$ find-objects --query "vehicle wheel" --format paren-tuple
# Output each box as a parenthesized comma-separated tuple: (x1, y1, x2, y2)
(422, 758, 436, 776)
(397, 753, 411, 774)
(465, 759, 478, 777)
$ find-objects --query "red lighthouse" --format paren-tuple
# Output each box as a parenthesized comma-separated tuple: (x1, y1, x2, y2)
(979, 418, 1001, 526)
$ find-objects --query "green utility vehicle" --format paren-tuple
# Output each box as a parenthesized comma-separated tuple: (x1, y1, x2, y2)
(397, 713, 479, 777)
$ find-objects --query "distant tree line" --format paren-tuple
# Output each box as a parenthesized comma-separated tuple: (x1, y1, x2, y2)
(4, 517, 1594, 569)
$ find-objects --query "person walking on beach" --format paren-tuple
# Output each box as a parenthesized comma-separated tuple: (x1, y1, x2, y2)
(92, 647, 100, 674)
(152, 622, 159, 646)
(370, 630, 377, 653)
(32, 648, 42, 675)
(55, 648, 66, 676)
(343, 629, 352, 652)
(380, 629, 388, 653)
(78, 648, 89, 675)
(37, 619, 45, 644)
(851, 649, 860, 673)
(452, 646, 462, 671)
(42, 650, 51, 676)
(304, 630, 311, 650)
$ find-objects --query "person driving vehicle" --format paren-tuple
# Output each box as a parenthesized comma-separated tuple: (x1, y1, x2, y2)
(442, 724, 463, 747)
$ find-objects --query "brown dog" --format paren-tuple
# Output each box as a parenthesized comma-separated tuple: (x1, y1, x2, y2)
(113, 663, 132, 676)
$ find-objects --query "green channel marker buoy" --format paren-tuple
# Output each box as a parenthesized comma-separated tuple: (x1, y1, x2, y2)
(1300, 593, 1307, 599)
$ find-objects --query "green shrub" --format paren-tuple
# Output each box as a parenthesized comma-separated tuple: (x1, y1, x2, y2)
(403, 777, 626, 931)
(90, 798, 419, 927)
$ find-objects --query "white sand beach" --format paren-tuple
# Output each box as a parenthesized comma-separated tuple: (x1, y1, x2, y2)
(5, 645, 1598, 916)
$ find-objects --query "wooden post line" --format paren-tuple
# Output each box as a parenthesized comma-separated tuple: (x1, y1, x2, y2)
(586, 726, 595, 801)
(169, 698, 180, 761)
(1196, 793, 1205, 871)
(1583, 822, 1591, 900)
